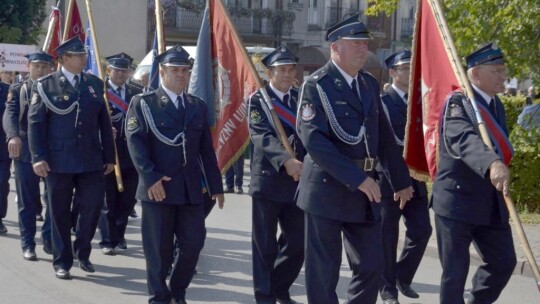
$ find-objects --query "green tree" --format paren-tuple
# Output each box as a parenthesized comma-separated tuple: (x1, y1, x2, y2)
(0, 0, 48, 45)
(365, 0, 540, 82)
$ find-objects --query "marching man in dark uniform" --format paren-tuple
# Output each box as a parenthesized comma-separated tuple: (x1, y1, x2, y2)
(0, 76, 12, 234)
(378, 50, 432, 304)
(432, 43, 516, 304)
(28, 37, 115, 279)
(98, 53, 142, 255)
(296, 14, 414, 304)
(248, 46, 306, 304)
(126, 45, 224, 304)
(3, 51, 54, 260)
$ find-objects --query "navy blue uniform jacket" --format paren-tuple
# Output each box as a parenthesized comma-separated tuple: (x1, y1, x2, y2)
(3, 80, 34, 163)
(0, 83, 12, 162)
(379, 87, 427, 198)
(107, 81, 142, 170)
(296, 62, 411, 223)
(432, 91, 509, 225)
(126, 87, 223, 205)
(27, 71, 115, 173)
(248, 85, 306, 202)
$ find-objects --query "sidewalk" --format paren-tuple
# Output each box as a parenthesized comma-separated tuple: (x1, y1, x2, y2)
(398, 211, 540, 277)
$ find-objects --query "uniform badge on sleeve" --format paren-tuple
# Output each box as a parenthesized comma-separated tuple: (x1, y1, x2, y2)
(449, 103, 463, 117)
(250, 109, 262, 123)
(127, 117, 139, 131)
(301, 103, 315, 121)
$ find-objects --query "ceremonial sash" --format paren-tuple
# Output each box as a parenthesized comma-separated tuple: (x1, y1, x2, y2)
(442, 92, 513, 166)
(475, 100, 514, 165)
(106, 89, 129, 114)
(271, 99, 296, 130)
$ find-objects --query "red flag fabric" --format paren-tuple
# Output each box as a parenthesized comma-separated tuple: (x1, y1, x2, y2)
(45, 6, 62, 57)
(65, 0, 85, 43)
(207, 0, 261, 171)
(404, 0, 460, 180)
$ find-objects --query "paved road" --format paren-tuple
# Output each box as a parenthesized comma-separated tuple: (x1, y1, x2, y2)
(0, 173, 539, 303)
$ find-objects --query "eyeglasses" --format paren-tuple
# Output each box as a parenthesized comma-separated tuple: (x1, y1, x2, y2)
(478, 66, 506, 76)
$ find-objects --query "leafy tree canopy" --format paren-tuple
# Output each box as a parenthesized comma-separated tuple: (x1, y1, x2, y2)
(366, 0, 540, 82)
(0, 0, 47, 45)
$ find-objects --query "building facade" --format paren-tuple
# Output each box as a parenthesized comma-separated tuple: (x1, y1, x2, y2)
(41, 0, 416, 84)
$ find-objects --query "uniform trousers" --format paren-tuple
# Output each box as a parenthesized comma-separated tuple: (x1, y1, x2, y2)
(252, 198, 304, 303)
(0, 158, 11, 220)
(99, 168, 138, 248)
(46, 171, 105, 270)
(379, 195, 432, 299)
(305, 212, 383, 304)
(142, 201, 205, 304)
(13, 160, 46, 250)
(435, 214, 516, 304)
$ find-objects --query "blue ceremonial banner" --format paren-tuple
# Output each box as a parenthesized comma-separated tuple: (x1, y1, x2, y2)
(188, 5, 215, 127)
(84, 24, 99, 75)
(148, 30, 160, 91)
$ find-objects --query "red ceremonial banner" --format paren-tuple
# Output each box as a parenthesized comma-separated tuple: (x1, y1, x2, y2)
(205, 0, 261, 172)
(65, 0, 85, 43)
(46, 7, 62, 58)
(405, 0, 460, 180)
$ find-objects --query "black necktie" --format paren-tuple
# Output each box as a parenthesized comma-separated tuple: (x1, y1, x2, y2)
(73, 75, 79, 90)
(351, 79, 361, 101)
(116, 87, 122, 98)
(403, 93, 408, 102)
(176, 95, 185, 111)
(283, 94, 290, 109)
(489, 99, 497, 119)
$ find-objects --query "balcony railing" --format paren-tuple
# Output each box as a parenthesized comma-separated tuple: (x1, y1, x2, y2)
(174, 8, 276, 35)
(401, 18, 414, 38)
(308, 7, 362, 29)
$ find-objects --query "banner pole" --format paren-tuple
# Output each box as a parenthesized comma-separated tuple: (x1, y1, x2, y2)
(85, 0, 124, 192)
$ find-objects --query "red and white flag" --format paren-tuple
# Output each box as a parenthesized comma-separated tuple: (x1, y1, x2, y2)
(64, 0, 85, 43)
(189, 0, 261, 172)
(404, 0, 461, 180)
(44, 6, 62, 57)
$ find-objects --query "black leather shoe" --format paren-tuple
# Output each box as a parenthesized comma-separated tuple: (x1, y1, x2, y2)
(23, 249, 37, 261)
(224, 187, 234, 193)
(79, 260, 95, 273)
(0, 221, 7, 234)
(236, 187, 244, 194)
(129, 209, 138, 218)
(42, 239, 52, 255)
(55, 268, 71, 280)
(277, 298, 301, 304)
(396, 281, 419, 299)
(101, 247, 115, 256)
(116, 240, 127, 250)
(382, 298, 400, 304)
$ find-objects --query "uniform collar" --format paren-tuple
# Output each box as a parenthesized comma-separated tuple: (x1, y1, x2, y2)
(391, 84, 407, 102)
(472, 84, 493, 104)
(332, 59, 359, 89)
(108, 79, 125, 92)
(161, 85, 185, 108)
(61, 67, 80, 87)
(269, 82, 291, 101)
